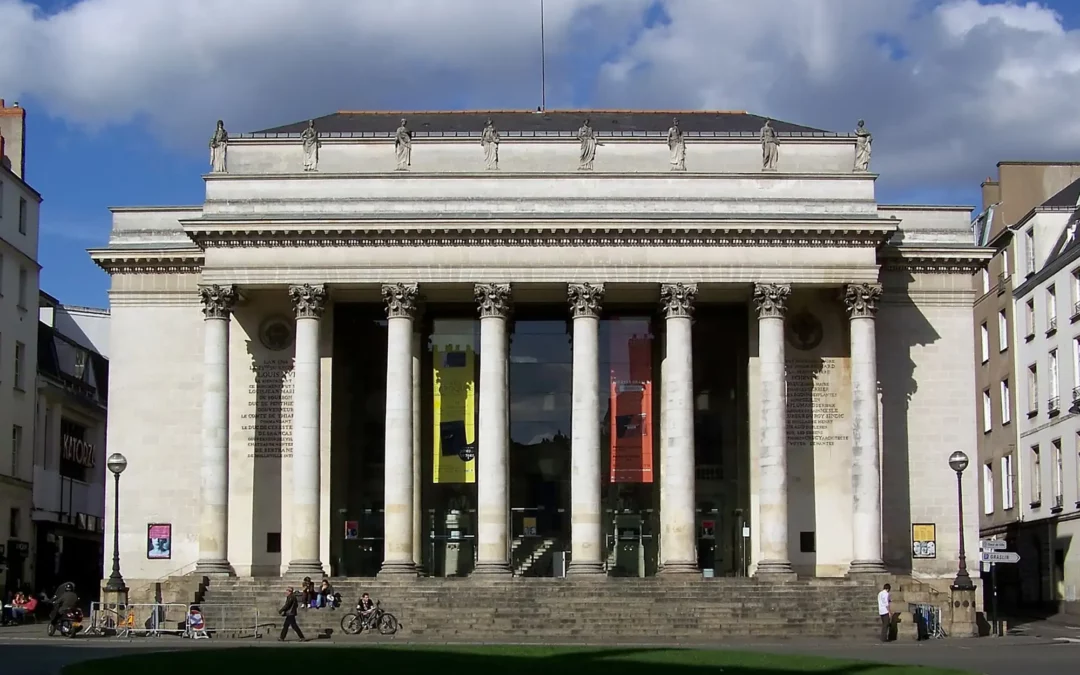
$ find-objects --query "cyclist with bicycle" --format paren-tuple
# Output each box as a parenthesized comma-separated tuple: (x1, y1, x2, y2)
(357, 592, 376, 624)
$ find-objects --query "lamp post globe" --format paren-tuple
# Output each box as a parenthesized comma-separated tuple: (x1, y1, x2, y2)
(949, 450, 975, 590)
(104, 453, 128, 595)
(107, 452, 128, 476)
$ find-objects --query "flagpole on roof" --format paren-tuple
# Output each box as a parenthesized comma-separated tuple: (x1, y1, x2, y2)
(540, 0, 547, 112)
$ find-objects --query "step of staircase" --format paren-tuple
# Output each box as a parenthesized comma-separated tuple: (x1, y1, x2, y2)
(198, 577, 882, 640)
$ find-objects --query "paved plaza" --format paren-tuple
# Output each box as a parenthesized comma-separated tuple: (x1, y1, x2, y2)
(2, 621, 1079, 675)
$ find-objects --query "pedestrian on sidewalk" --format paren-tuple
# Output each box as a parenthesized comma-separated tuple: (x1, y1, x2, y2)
(278, 586, 306, 642)
(878, 583, 892, 642)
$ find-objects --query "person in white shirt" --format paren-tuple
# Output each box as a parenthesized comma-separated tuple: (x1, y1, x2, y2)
(877, 583, 892, 642)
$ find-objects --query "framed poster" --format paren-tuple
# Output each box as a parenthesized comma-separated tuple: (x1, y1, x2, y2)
(912, 523, 937, 559)
(147, 523, 172, 560)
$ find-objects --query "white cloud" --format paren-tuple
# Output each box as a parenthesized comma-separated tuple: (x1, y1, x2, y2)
(2, 0, 1080, 194)
(596, 0, 1080, 194)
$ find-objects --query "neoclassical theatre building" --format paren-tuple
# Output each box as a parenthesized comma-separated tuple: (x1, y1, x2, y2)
(92, 111, 989, 584)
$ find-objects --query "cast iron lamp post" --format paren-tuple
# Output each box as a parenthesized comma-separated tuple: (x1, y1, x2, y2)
(104, 452, 128, 593)
(948, 450, 975, 591)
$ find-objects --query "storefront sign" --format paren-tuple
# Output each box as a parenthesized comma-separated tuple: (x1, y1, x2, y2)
(147, 523, 172, 559)
(61, 433, 96, 468)
(912, 523, 937, 559)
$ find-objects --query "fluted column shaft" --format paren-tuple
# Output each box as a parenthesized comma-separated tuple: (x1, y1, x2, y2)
(287, 283, 327, 576)
(474, 283, 513, 574)
(659, 283, 699, 575)
(754, 283, 794, 577)
(380, 284, 420, 575)
(567, 283, 605, 576)
(846, 283, 888, 574)
(196, 284, 237, 575)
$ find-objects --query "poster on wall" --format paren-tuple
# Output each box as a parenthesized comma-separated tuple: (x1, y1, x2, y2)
(610, 335, 654, 483)
(147, 523, 172, 559)
(912, 523, 937, 559)
(432, 320, 477, 484)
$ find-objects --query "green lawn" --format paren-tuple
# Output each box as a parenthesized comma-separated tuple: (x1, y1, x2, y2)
(62, 645, 971, 675)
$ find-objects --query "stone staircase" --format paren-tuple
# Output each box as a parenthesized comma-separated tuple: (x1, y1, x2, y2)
(510, 538, 559, 576)
(199, 576, 882, 641)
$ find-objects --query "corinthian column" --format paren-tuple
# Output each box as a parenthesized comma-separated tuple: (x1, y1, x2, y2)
(380, 283, 421, 576)
(659, 283, 699, 575)
(286, 283, 327, 576)
(473, 283, 513, 575)
(195, 284, 238, 575)
(567, 283, 605, 576)
(754, 282, 794, 577)
(845, 282, 888, 574)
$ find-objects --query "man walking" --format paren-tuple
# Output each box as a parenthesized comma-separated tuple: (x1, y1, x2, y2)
(878, 583, 892, 642)
(279, 586, 306, 642)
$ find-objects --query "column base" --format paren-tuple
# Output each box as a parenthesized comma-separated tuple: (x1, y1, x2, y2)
(193, 559, 234, 576)
(658, 561, 700, 577)
(285, 559, 325, 576)
(847, 559, 889, 575)
(754, 560, 797, 579)
(377, 561, 418, 577)
(472, 562, 513, 576)
(566, 561, 606, 578)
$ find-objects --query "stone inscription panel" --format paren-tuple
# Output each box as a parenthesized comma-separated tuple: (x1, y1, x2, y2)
(242, 357, 294, 459)
(785, 358, 850, 449)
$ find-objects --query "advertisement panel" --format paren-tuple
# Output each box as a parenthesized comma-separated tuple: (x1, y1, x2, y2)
(432, 320, 477, 484)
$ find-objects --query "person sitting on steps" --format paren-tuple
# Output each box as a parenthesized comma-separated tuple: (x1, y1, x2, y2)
(357, 592, 376, 624)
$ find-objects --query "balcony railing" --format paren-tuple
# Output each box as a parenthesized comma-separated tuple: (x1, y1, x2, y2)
(998, 272, 1010, 295)
(1053, 494, 1065, 510)
(1048, 396, 1061, 414)
(1047, 316, 1058, 334)
(1073, 301, 1080, 321)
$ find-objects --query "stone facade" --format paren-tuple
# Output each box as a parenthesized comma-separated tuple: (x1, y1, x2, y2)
(90, 112, 990, 585)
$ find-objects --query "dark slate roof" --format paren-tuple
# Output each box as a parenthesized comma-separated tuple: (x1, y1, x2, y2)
(249, 110, 836, 137)
(1041, 176, 1080, 209)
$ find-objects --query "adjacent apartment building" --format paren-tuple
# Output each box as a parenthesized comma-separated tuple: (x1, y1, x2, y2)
(0, 99, 41, 593)
(32, 292, 109, 597)
(1011, 177, 1080, 616)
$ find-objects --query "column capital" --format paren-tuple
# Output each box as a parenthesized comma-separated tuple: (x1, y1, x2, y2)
(475, 283, 512, 319)
(753, 283, 791, 319)
(198, 284, 238, 320)
(660, 283, 697, 318)
(568, 283, 605, 319)
(844, 283, 883, 319)
(289, 283, 328, 319)
(382, 283, 421, 319)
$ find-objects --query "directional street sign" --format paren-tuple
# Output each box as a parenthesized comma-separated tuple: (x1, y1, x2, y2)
(981, 551, 1020, 564)
(980, 539, 1008, 551)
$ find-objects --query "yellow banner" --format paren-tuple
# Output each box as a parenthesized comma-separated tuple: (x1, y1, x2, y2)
(432, 323, 477, 484)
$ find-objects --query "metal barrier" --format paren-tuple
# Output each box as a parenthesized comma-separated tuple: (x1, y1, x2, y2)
(84, 602, 260, 639)
(189, 604, 261, 639)
(86, 602, 188, 637)
(909, 603, 947, 639)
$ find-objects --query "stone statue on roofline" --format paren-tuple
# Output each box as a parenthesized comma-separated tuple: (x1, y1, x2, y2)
(667, 117, 686, 171)
(395, 118, 412, 170)
(301, 120, 319, 171)
(481, 118, 500, 170)
(854, 119, 872, 172)
(577, 118, 597, 170)
(760, 119, 779, 171)
(209, 120, 228, 173)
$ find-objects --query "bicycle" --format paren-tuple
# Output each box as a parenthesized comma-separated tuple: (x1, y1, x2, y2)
(340, 600, 398, 635)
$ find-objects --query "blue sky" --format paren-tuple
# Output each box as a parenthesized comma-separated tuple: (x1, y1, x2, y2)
(4, 0, 1080, 308)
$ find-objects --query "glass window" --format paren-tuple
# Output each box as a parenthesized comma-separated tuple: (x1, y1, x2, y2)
(1025, 228, 1035, 274)
(981, 322, 989, 362)
(14, 341, 25, 390)
(1050, 349, 1060, 401)
(17, 266, 27, 308)
(1002, 453, 1015, 511)
(1026, 299, 1036, 337)
(1027, 364, 1038, 414)
(1053, 439, 1063, 506)
(982, 390, 992, 432)
(18, 197, 27, 234)
(11, 425, 21, 478)
(998, 310, 1008, 351)
(1048, 285, 1058, 331)
(1001, 379, 1011, 425)
(983, 462, 994, 515)
(1031, 445, 1042, 505)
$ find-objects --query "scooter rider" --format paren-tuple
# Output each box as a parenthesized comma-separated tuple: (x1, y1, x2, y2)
(49, 582, 79, 627)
